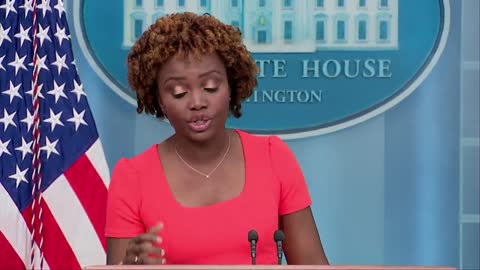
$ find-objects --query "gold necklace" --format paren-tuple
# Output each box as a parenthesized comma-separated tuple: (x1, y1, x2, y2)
(174, 134, 231, 178)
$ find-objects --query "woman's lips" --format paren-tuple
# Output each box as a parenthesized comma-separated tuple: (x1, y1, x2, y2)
(188, 119, 212, 132)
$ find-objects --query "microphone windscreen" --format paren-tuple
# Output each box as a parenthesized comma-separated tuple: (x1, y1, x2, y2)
(248, 230, 258, 241)
(274, 230, 285, 242)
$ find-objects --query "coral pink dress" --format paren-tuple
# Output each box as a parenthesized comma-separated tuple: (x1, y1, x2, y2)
(105, 130, 311, 265)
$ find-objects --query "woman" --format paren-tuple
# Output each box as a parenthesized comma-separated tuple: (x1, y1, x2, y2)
(106, 12, 329, 265)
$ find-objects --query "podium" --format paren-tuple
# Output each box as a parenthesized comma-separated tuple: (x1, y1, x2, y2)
(83, 265, 456, 270)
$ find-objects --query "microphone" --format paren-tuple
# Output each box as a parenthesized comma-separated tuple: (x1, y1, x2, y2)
(273, 230, 285, 265)
(248, 230, 258, 265)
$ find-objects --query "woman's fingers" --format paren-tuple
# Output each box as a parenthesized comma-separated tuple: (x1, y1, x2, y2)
(132, 233, 161, 244)
(124, 224, 165, 265)
(124, 246, 164, 264)
(138, 242, 163, 255)
(148, 223, 163, 234)
(132, 224, 163, 244)
(135, 243, 165, 265)
(142, 256, 165, 265)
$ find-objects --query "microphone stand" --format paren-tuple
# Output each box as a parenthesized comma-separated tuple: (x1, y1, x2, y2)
(274, 230, 285, 265)
(248, 230, 258, 265)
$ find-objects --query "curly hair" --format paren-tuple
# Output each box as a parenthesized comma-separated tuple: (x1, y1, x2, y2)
(127, 12, 258, 119)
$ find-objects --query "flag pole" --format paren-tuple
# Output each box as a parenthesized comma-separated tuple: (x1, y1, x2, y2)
(29, 0, 45, 269)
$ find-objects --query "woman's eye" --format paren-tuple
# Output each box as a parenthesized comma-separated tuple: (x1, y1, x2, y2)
(204, 87, 218, 93)
(173, 92, 187, 99)
(171, 85, 187, 98)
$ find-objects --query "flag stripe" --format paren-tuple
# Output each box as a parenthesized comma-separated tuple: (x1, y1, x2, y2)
(22, 199, 81, 270)
(0, 183, 51, 270)
(43, 174, 106, 267)
(0, 232, 26, 270)
(0, 184, 28, 270)
(86, 139, 110, 188)
(64, 153, 108, 251)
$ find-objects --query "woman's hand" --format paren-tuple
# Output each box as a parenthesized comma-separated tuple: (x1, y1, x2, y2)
(122, 224, 166, 265)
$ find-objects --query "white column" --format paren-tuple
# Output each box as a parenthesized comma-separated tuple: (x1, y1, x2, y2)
(272, 0, 280, 45)
(123, 0, 132, 47)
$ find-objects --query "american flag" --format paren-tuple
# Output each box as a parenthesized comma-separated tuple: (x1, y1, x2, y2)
(0, 0, 109, 269)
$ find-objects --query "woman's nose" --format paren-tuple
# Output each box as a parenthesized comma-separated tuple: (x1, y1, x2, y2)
(188, 89, 207, 110)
